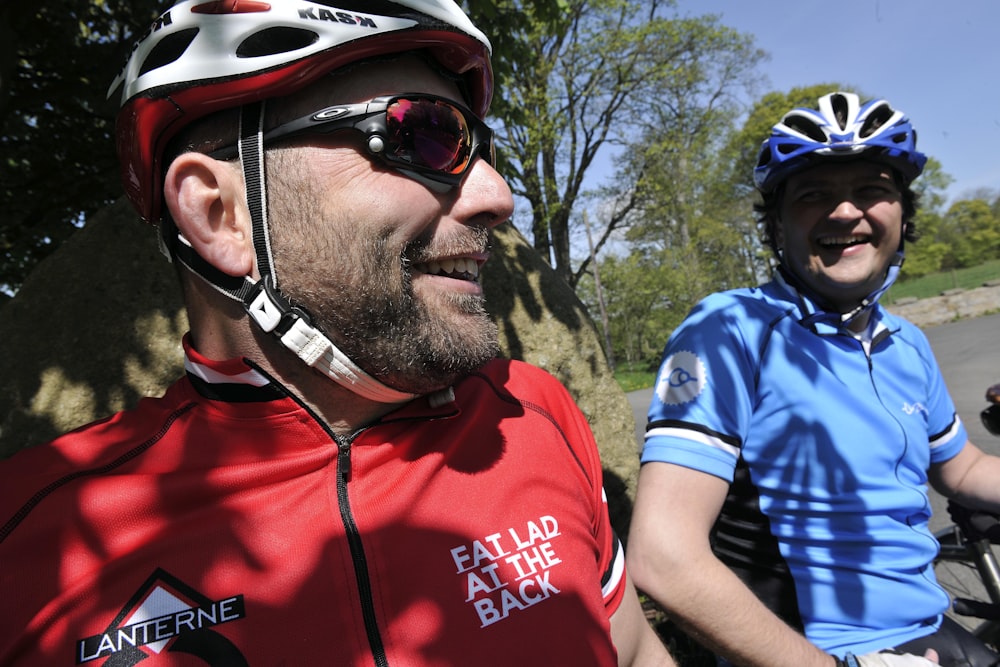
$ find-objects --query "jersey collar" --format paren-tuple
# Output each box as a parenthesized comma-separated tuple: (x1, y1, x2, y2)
(772, 271, 895, 340)
(180, 334, 460, 414)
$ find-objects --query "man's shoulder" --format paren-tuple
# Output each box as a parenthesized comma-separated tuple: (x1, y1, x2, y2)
(0, 377, 189, 473)
(877, 306, 931, 346)
(466, 358, 567, 396)
(677, 283, 791, 341)
(693, 283, 786, 314)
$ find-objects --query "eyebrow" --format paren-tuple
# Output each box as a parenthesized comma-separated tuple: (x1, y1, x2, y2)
(789, 170, 896, 190)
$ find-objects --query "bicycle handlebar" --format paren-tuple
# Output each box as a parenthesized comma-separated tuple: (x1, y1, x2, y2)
(952, 597, 1000, 620)
(946, 499, 1000, 545)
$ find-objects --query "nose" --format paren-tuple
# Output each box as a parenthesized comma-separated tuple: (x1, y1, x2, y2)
(453, 156, 514, 229)
(829, 197, 864, 222)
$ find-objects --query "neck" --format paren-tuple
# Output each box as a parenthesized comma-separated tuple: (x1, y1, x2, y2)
(184, 277, 411, 434)
(844, 309, 872, 334)
(251, 333, 410, 434)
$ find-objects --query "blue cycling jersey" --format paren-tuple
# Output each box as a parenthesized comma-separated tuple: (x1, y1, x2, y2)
(641, 275, 968, 655)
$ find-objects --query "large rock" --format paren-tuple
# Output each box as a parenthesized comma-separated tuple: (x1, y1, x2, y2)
(0, 199, 639, 536)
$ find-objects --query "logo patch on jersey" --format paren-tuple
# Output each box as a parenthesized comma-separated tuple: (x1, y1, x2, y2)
(903, 401, 929, 417)
(449, 515, 564, 628)
(655, 350, 706, 406)
(76, 569, 248, 665)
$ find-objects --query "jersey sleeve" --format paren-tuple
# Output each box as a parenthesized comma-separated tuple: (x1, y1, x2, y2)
(521, 364, 627, 618)
(641, 292, 761, 481)
(907, 323, 968, 463)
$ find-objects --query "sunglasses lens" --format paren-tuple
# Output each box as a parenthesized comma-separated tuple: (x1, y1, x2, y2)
(386, 98, 473, 175)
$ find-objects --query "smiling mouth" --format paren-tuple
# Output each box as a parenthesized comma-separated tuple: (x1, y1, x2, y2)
(412, 257, 482, 281)
(818, 234, 871, 249)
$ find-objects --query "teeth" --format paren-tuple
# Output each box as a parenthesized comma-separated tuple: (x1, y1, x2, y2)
(416, 258, 480, 279)
(820, 235, 868, 247)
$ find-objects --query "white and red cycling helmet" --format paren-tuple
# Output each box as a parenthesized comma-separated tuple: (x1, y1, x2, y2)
(108, 0, 493, 223)
(107, 0, 494, 404)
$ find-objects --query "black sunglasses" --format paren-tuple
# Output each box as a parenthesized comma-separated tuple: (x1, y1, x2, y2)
(210, 94, 495, 189)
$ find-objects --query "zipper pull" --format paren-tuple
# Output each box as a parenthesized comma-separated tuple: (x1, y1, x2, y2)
(337, 440, 352, 483)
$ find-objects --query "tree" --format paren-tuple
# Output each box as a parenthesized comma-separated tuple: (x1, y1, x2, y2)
(483, 0, 765, 289)
(939, 198, 1000, 268)
(0, 1, 169, 293)
(576, 250, 680, 365)
(901, 157, 952, 279)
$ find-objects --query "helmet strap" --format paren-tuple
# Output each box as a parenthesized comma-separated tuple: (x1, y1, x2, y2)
(781, 249, 904, 330)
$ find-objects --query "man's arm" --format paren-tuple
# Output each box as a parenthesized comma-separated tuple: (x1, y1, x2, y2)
(609, 569, 676, 666)
(627, 461, 838, 667)
(929, 440, 1000, 510)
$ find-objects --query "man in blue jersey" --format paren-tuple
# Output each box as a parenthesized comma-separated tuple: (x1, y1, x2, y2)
(627, 91, 1000, 667)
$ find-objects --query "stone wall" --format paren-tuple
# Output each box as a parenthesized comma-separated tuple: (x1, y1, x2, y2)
(887, 280, 1000, 328)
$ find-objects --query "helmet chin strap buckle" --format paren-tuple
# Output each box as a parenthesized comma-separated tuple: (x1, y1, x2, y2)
(246, 275, 302, 334)
(245, 277, 326, 365)
(245, 276, 417, 403)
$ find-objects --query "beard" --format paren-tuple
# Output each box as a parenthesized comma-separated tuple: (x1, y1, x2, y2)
(265, 152, 499, 395)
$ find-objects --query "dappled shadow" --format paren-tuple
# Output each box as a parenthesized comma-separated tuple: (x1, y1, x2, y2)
(664, 292, 940, 635)
(1, 364, 621, 663)
(483, 222, 589, 365)
(0, 199, 186, 459)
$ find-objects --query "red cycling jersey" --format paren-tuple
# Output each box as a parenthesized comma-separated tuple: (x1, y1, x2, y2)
(0, 339, 625, 666)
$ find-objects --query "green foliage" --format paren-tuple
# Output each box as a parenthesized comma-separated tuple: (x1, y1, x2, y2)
(481, 0, 766, 286)
(904, 189, 1000, 278)
(900, 239, 950, 279)
(941, 198, 1000, 267)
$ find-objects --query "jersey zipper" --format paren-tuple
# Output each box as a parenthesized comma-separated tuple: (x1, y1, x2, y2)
(336, 438, 390, 667)
(240, 359, 393, 665)
(861, 332, 932, 529)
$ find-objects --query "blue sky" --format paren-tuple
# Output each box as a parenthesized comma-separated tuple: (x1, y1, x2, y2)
(674, 0, 1000, 205)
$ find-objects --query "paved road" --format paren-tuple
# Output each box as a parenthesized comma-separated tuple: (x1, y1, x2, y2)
(627, 312, 1000, 531)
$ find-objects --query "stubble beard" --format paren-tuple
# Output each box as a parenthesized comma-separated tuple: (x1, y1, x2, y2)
(303, 234, 499, 395)
(266, 158, 499, 395)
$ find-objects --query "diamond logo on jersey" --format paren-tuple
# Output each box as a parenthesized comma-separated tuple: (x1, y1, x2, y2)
(655, 350, 706, 406)
(76, 569, 248, 665)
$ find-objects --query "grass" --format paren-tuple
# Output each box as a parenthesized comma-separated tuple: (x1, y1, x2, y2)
(613, 362, 657, 393)
(883, 259, 1000, 303)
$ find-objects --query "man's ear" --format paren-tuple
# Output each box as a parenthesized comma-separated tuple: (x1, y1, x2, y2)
(163, 152, 255, 278)
(773, 216, 785, 251)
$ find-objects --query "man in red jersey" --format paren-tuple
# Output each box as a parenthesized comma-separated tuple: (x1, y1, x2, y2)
(0, 1, 673, 665)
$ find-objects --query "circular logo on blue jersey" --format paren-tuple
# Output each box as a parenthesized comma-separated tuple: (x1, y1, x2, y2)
(655, 350, 706, 406)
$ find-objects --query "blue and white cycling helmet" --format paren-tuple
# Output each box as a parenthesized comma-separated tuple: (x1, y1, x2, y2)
(754, 91, 927, 193)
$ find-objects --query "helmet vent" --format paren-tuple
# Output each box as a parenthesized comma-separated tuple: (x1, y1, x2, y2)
(784, 116, 826, 143)
(859, 103, 893, 138)
(756, 145, 772, 167)
(829, 93, 850, 130)
(138, 28, 199, 77)
(237, 27, 319, 58)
